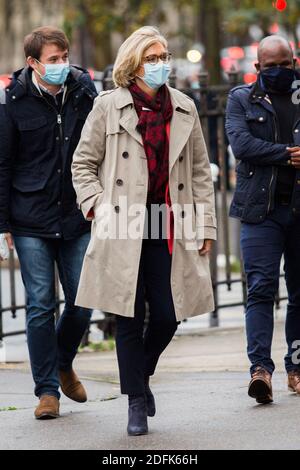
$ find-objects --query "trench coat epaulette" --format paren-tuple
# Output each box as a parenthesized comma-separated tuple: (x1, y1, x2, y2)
(99, 89, 117, 97)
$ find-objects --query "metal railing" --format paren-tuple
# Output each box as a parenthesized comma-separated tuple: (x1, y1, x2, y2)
(0, 69, 288, 341)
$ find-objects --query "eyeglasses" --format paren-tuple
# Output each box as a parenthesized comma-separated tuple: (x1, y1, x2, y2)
(143, 52, 172, 65)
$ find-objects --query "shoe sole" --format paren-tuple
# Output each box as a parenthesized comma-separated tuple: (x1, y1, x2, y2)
(248, 379, 273, 404)
(35, 413, 59, 420)
(127, 430, 148, 436)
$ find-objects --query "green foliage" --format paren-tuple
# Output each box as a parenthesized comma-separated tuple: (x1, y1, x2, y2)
(64, 0, 166, 38)
(63, 0, 300, 74)
(224, 0, 300, 39)
(79, 338, 116, 352)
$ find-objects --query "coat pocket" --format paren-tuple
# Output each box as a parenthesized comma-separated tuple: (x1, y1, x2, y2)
(234, 162, 255, 207)
(11, 170, 48, 228)
(245, 110, 269, 139)
(17, 115, 48, 131)
(12, 170, 47, 192)
(17, 116, 49, 152)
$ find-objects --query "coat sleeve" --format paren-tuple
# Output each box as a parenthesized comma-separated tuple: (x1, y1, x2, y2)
(71, 95, 106, 220)
(191, 103, 217, 241)
(0, 103, 16, 233)
(225, 91, 290, 166)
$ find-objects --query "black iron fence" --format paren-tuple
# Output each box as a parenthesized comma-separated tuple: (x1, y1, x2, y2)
(0, 69, 287, 341)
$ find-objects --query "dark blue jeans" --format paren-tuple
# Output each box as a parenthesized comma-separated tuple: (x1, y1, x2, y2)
(241, 202, 300, 376)
(14, 233, 92, 399)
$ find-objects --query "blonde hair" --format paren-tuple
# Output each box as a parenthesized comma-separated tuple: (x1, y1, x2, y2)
(113, 26, 168, 88)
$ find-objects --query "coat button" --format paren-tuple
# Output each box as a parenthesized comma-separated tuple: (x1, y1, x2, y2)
(114, 205, 120, 213)
(259, 117, 264, 122)
(178, 183, 184, 190)
(122, 151, 129, 159)
(116, 179, 123, 186)
(181, 210, 185, 218)
(179, 155, 184, 162)
(65, 136, 69, 141)
(295, 129, 299, 133)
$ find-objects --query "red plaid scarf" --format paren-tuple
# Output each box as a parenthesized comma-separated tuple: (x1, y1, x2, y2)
(129, 82, 173, 203)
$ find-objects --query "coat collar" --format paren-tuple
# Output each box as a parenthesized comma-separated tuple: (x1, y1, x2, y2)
(115, 85, 191, 113)
(249, 77, 300, 123)
(8, 66, 97, 102)
(116, 85, 195, 171)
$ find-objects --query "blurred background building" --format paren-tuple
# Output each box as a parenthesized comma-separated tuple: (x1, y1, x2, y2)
(1, 0, 300, 86)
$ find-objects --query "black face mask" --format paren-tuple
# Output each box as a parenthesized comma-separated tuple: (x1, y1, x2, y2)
(260, 66, 298, 93)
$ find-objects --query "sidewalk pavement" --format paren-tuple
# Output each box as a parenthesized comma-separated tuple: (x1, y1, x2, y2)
(1, 320, 300, 450)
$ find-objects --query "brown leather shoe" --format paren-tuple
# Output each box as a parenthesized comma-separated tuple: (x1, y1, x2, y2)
(59, 368, 87, 403)
(34, 395, 60, 419)
(248, 366, 273, 404)
(288, 370, 300, 394)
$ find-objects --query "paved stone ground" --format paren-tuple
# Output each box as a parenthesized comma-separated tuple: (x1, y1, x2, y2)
(1, 321, 300, 450)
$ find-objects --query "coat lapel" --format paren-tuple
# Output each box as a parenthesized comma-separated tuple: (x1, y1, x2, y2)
(116, 86, 196, 159)
(115, 87, 143, 146)
(169, 109, 195, 172)
(119, 111, 143, 146)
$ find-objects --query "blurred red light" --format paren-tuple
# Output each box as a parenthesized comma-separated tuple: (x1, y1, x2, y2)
(273, 0, 287, 11)
(228, 47, 245, 60)
(220, 57, 238, 72)
(0, 74, 11, 88)
(244, 72, 257, 84)
(88, 68, 95, 80)
(270, 22, 279, 33)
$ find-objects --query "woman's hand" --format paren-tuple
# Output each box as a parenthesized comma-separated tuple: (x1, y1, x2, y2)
(198, 239, 213, 256)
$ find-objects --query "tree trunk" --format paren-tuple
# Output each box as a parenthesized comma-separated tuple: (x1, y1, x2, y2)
(198, 0, 221, 84)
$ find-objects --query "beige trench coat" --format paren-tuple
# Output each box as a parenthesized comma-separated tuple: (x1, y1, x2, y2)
(71, 86, 217, 321)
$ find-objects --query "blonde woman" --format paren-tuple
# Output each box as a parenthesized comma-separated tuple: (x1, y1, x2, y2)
(72, 26, 216, 436)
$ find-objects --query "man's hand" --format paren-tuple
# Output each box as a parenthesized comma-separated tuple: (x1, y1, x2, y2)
(0, 232, 14, 261)
(198, 239, 213, 256)
(287, 147, 300, 169)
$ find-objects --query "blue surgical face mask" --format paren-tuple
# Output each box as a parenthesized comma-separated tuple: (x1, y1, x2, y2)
(138, 62, 171, 89)
(35, 59, 70, 85)
(260, 66, 298, 93)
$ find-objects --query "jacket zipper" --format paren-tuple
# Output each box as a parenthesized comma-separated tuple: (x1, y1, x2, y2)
(57, 113, 63, 140)
(35, 86, 74, 141)
(267, 114, 278, 214)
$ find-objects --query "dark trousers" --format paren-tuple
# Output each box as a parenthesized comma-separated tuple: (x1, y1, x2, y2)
(115, 239, 179, 395)
(14, 233, 92, 399)
(241, 201, 300, 376)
